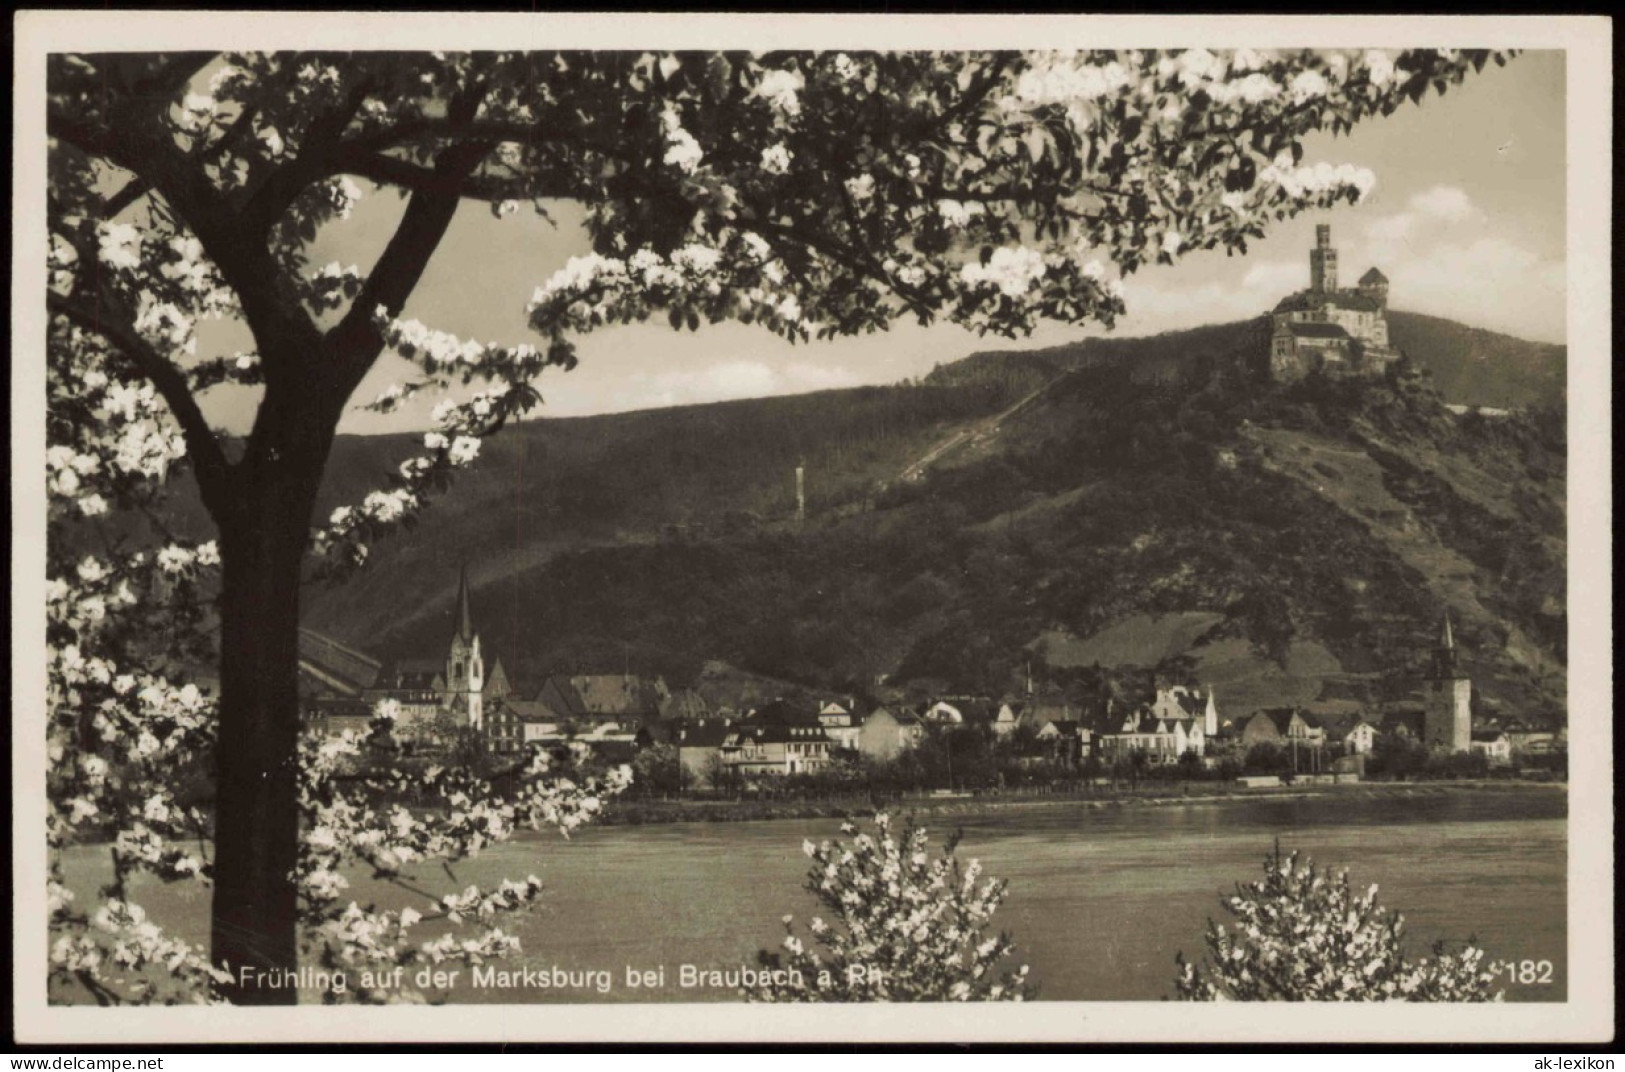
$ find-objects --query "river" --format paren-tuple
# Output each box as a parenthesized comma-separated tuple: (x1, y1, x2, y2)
(55, 786, 1566, 1004)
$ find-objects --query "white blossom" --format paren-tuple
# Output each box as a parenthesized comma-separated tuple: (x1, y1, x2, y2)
(1288, 69, 1331, 105)
(1364, 50, 1397, 87)
(760, 144, 794, 175)
(754, 68, 806, 116)
(936, 200, 983, 230)
(96, 223, 143, 272)
(959, 246, 1048, 298)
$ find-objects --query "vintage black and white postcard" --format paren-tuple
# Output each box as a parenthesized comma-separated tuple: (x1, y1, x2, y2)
(10, 11, 1613, 1046)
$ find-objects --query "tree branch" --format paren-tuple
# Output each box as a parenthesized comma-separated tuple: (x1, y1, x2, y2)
(50, 107, 305, 361)
(101, 178, 151, 219)
(323, 90, 495, 399)
(49, 292, 233, 512)
(241, 76, 376, 239)
(337, 150, 556, 201)
(246, 113, 591, 234)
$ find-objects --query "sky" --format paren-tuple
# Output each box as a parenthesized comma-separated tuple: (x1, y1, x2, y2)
(195, 50, 1566, 435)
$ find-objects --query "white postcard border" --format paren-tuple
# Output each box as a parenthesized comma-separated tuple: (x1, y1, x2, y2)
(10, 11, 1613, 1045)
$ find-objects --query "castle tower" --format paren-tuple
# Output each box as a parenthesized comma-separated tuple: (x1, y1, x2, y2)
(1358, 266, 1389, 309)
(1422, 612, 1471, 752)
(1310, 223, 1339, 294)
(445, 563, 484, 730)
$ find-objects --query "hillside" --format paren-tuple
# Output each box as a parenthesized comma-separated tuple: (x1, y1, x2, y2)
(302, 351, 1564, 728)
(115, 311, 1567, 728)
(295, 380, 1027, 655)
(935, 310, 1566, 411)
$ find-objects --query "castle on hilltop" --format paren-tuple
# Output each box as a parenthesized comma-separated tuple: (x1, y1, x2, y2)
(1267, 224, 1398, 381)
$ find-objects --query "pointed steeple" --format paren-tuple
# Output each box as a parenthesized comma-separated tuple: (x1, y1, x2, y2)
(1429, 611, 1461, 680)
(455, 563, 475, 642)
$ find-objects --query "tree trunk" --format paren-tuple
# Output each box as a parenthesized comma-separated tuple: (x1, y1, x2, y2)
(209, 464, 323, 1005)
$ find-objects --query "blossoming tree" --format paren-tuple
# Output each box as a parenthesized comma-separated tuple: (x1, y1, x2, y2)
(753, 814, 1032, 1001)
(46, 47, 1504, 1003)
(1174, 847, 1502, 1001)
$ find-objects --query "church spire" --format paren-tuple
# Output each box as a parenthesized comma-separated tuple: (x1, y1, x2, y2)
(1429, 611, 1461, 680)
(456, 563, 475, 642)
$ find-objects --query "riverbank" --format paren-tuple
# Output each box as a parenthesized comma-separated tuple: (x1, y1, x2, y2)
(599, 778, 1566, 826)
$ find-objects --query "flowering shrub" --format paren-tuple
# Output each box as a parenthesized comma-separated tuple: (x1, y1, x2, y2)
(1174, 846, 1502, 1001)
(295, 721, 630, 1004)
(752, 814, 1032, 1001)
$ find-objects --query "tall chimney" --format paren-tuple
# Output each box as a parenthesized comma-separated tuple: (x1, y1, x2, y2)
(795, 462, 806, 523)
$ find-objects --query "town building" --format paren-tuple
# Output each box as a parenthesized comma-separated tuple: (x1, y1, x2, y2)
(1469, 729, 1513, 766)
(1092, 686, 1217, 763)
(1267, 224, 1398, 380)
(305, 696, 376, 737)
(1498, 717, 1558, 755)
(533, 672, 668, 730)
(1095, 716, 1183, 764)
(1034, 719, 1092, 764)
(521, 721, 643, 765)
(671, 717, 835, 785)
(1423, 613, 1473, 753)
(729, 722, 834, 778)
(1308, 711, 1378, 755)
(485, 697, 567, 755)
(857, 706, 926, 762)
(1011, 692, 1077, 735)
(987, 703, 1020, 736)
(1146, 684, 1220, 738)
(1372, 706, 1426, 743)
(1238, 708, 1323, 748)
(815, 699, 862, 752)
(364, 660, 449, 728)
(675, 718, 737, 788)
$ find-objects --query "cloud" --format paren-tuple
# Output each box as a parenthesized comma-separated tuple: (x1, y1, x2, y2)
(1377, 236, 1565, 342)
(1362, 185, 1486, 256)
(1350, 188, 1563, 342)
(1409, 184, 1480, 223)
(1116, 258, 1302, 334)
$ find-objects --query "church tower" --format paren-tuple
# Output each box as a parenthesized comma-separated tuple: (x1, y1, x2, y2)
(1310, 223, 1338, 294)
(1422, 613, 1471, 752)
(444, 564, 485, 730)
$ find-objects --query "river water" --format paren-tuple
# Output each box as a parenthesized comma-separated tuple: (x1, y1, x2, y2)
(56, 787, 1567, 1003)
